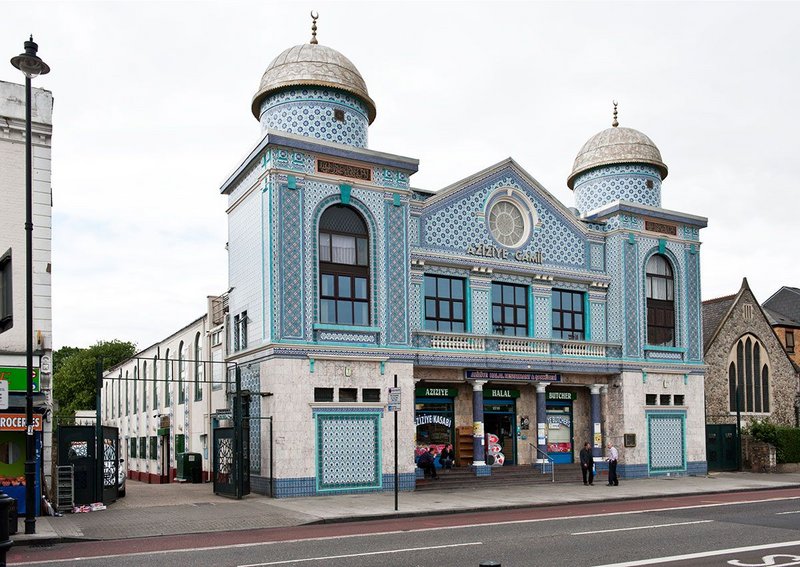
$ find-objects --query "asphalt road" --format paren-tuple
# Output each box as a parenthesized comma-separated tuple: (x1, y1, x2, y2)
(10, 489, 800, 567)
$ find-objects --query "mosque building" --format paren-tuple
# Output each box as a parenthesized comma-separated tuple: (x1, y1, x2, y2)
(104, 16, 708, 496)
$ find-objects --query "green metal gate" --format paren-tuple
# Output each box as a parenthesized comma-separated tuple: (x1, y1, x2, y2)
(706, 424, 738, 471)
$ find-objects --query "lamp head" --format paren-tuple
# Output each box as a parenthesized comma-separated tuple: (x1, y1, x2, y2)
(10, 36, 50, 79)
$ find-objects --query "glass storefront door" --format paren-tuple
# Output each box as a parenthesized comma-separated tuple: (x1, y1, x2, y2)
(414, 397, 454, 461)
(484, 401, 516, 465)
(546, 401, 573, 464)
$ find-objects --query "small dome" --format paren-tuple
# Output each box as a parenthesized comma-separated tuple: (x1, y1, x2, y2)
(567, 126, 668, 189)
(251, 43, 376, 123)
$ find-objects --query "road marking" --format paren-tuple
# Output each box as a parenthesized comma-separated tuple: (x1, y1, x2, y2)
(777, 510, 800, 515)
(237, 542, 483, 566)
(593, 539, 800, 567)
(572, 519, 713, 535)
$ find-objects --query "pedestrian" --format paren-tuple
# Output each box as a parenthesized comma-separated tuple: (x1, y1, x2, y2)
(579, 442, 594, 485)
(439, 443, 455, 470)
(417, 446, 439, 479)
(606, 441, 619, 486)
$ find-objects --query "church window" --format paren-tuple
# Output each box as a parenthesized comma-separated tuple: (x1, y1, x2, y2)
(727, 334, 770, 413)
(319, 205, 370, 326)
(646, 254, 675, 347)
(492, 282, 528, 336)
(424, 275, 466, 333)
(551, 289, 584, 340)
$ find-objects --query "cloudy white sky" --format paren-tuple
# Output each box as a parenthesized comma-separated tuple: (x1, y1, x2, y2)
(3, 1, 799, 350)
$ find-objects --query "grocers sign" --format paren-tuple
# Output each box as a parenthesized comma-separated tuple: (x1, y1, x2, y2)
(0, 414, 43, 431)
(0, 367, 40, 393)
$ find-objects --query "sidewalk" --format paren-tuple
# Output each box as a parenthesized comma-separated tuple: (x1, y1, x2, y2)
(13, 471, 800, 546)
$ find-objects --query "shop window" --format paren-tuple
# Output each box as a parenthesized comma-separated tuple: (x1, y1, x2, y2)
(786, 330, 795, 354)
(0, 249, 11, 333)
(645, 394, 657, 405)
(319, 205, 370, 326)
(0, 441, 21, 465)
(314, 388, 334, 402)
(339, 388, 358, 402)
(551, 289, 584, 340)
(728, 334, 770, 413)
(646, 254, 675, 346)
(660, 394, 671, 406)
(363, 388, 380, 402)
(424, 275, 466, 333)
(674, 395, 685, 406)
(492, 282, 528, 336)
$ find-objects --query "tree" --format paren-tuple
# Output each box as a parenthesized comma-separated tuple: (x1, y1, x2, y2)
(53, 340, 136, 418)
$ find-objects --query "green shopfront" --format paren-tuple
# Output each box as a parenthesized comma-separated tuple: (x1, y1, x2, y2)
(414, 387, 456, 460)
(483, 387, 519, 465)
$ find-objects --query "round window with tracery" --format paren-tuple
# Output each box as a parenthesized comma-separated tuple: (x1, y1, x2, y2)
(488, 200, 528, 247)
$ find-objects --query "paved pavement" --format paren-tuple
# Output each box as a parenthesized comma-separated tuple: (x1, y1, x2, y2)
(12, 471, 800, 546)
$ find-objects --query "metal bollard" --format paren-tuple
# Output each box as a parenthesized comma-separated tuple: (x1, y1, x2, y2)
(0, 489, 14, 566)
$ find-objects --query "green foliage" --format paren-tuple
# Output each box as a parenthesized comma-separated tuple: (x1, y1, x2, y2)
(745, 419, 800, 463)
(53, 340, 136, 418)
(775, 428, 800, 464)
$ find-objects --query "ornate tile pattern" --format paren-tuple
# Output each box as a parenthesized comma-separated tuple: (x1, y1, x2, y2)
(590, 242, 605, 271)
(685, 247, 701, 362)
(421, 171, 585, 267)
(534, 294, 551, 338)
(241, 364, 262, 474)
(271, 148, 315, 174)
(648, 413, 685, 472)
(260, 89, 369, 148)
(385, 202, 409, 345)
(318, 331, 376, 344)
(472, 288, 491, 335)
(572, 164, 662, 215)
(590, 302, 607, 342)
(315, 411, 381, 491)
(409, 282, 422, 332)
(279, 185, 305, 339)
(623, 237, 640, 356)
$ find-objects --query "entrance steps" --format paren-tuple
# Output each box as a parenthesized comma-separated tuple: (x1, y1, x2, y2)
(415, 463, 587, 491)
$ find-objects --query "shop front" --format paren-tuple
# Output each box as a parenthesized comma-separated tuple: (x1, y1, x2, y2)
(414, 386, 456, 461)
(0, 412, 42, 515)
(545, 391, 575, 464)
(483, 387, 518, 465)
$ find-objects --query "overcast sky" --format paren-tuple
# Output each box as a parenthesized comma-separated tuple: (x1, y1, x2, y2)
(3, 1, 799, 350)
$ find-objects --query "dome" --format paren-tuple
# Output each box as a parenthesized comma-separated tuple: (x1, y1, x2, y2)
(567, 126, 668, 189)
(251, 43, 376, 124)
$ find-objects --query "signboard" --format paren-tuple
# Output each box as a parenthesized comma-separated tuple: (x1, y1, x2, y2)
(0, 367, 40, 393)
(0, 414, 43, 431)
(0, 381, 7, 410)
(414, 387, 458, 398)
(387, 387, 401, 412)
(483, 388, 520, 399)
(466, 370, 560, 382)
(546, 391, 577, 401)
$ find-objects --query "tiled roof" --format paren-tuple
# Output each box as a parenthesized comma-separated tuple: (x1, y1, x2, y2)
(702, 294, 736, 352)
(762, 287, 800, 326)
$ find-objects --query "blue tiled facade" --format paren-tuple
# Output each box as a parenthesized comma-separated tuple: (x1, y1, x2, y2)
(221, 33, 709, 498)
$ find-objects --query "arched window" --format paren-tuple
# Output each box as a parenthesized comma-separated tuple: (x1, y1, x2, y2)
(728, 334, 770, 413)
(178, 341, 186, 404)
(125, 371, 129, 415)
(646, 254, 675, 346)
(118, 370, 122, 417)
(133, 366, 138, 413)
(111, 377, 115, 419)
(194, 332, 203, 402)
(318, 205, 370, 326)
(153, 356, 159, 410)
(164, 349, 171, 408)
(142, 361, 148, 412)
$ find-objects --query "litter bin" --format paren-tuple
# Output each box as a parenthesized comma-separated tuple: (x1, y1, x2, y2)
(177, 452, 203, 483)
(7, 497, 17, 536)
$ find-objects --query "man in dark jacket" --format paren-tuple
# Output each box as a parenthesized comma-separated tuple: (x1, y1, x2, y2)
(579, 442, 594, 485)
(418, 446, 439, 479)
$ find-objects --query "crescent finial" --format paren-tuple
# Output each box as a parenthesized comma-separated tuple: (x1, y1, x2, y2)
(310, 11, 319, 44)
(612, 100, 619, 127)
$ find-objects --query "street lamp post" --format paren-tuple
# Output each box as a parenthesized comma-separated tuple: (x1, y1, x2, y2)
(10, 35, 50, 536)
